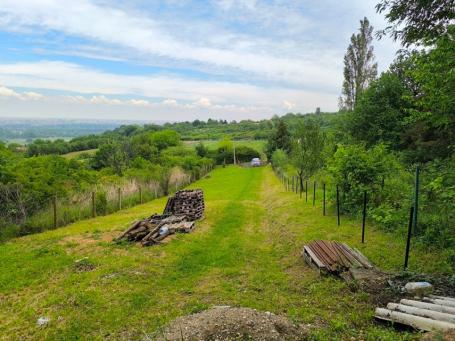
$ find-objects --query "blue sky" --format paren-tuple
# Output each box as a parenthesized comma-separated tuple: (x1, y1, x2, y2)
(0, 0, 399, 121)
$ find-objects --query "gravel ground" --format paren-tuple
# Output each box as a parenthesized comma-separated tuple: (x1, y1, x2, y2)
(151, 306, 310, 340)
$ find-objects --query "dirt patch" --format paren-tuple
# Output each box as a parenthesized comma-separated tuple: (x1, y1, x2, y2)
(60, 231, 119, 247)
(152, 306, 309, 340)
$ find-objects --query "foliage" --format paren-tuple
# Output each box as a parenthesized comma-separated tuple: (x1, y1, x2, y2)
(290, 119, 325, 190)
(348, 72, 412, 148)
(328, 144, 403, 213)
(265, 120, 291, 159)
(270, 149, 289, 171)
(341, 17, 378, 110)
(376, 0, 455, 46)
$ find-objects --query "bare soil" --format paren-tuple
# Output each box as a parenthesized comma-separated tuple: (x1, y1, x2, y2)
(152, 306, 310, 340)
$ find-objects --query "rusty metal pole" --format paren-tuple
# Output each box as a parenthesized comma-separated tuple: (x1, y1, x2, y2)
(362, 191, 367, 243)
(336, 185, 340, 226)
(92, 192, 96, 218)
(404, 206, 414, 270)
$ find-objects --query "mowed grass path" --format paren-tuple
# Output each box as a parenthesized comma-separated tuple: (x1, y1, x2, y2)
(0, 166, 442, 340)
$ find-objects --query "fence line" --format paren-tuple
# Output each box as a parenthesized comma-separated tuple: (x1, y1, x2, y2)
(272, 165, 423, 270)
(0, 164, 214, 240)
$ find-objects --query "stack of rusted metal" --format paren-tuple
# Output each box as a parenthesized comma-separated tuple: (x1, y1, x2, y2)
(163, 189, 205, 220)
(302, 240, 373, 274)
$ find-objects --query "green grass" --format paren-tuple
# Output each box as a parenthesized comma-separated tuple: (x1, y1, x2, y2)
(62, 149, 98, 159)
(184, 139, 266, 152)
(0, 166, 446, 340)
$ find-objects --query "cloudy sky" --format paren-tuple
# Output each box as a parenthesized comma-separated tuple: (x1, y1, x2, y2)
(0, 0, 399, 122)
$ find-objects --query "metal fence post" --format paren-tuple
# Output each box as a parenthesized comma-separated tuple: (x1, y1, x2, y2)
(118, 188, 122, 210)
(323, 183, 326, 216)
(336, 185, 340, 226)
(404, 206, 414, 270)
(313, 181, 316, 206)
(92, 191, 96, 218)
(413, 165, 420, 235)
(362, 191, 367, 243)
(305, 180, 308, 202)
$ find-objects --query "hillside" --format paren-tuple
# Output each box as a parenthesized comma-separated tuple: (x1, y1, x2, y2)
(0, 166, 448, 340)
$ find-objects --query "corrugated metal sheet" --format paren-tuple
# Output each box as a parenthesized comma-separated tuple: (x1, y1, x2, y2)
(302, 240, 373, 273)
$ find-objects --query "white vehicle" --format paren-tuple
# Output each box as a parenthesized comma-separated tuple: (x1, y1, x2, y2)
(251, 158, 261, 167)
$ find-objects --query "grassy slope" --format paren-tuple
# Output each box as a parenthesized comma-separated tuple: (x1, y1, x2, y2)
(0, 166, 445, 340)
(62, 149, 98, 159)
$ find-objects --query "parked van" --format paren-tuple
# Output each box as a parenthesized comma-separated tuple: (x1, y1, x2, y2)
(251, 158, 261, 167)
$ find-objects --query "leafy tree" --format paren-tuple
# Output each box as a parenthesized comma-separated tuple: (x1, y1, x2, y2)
(376, 0, 455, 46)
(217, 138, 233, 166)
(92, 142, 128, 175)
(130, 133, 158, 161)
(341, 17, 378, 110)
(271, 149, 289, 170)
(195, 142, 209, 157)
(328, 144, 400, 212)
(149, 130, 181, 151)
(265, 120, 291, 159)
(348, 71, 412, 148)
(291, 119, 325, 193)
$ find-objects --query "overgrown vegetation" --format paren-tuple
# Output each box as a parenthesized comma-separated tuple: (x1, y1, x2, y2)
(268, 4, 455, 265)
(0, 130, 213, 241)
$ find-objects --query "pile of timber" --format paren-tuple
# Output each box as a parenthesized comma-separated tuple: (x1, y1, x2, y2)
(116, 189, 205, 246)
(302, 240, 373, 274)
(116, 214, 195, 246)
(375, 295, 455, 332)
(163, 189, 205, 221)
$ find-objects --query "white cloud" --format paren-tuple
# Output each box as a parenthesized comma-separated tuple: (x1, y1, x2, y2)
(0, 84, 43, 101)
(129, 99, 150, 107)
(193, 97, 212, 108)
(282, 100, 296, 110)
(0, 60, 337, 115)
(162, 98, 178, 107)
(23, 91, 43, 100)
(0, 85, 21, 98)
(0, 0, 345, 90)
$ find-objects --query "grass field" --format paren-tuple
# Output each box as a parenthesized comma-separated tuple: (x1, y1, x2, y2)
(0, 166, 446, 340)
(184, 139, 266, 154)
(62, 149, 98, 159)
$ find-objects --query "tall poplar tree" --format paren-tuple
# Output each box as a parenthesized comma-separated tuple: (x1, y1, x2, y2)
(341, 17, 378, 111)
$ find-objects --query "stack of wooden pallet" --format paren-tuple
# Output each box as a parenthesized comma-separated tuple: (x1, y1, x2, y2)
(375, 295, 455, 332)
(115, 189, 205, 246)
(115, 214, 195, 246)
(163, 189, 205, 220)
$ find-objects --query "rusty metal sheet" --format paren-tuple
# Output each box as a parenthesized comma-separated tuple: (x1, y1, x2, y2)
(303, 240, 372, 274)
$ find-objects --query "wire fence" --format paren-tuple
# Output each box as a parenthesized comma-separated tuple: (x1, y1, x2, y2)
(0, 165, 214, 241)
(272, 165, 453, 271)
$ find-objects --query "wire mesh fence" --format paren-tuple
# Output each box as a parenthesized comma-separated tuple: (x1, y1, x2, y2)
(0, 165, 213, 241)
